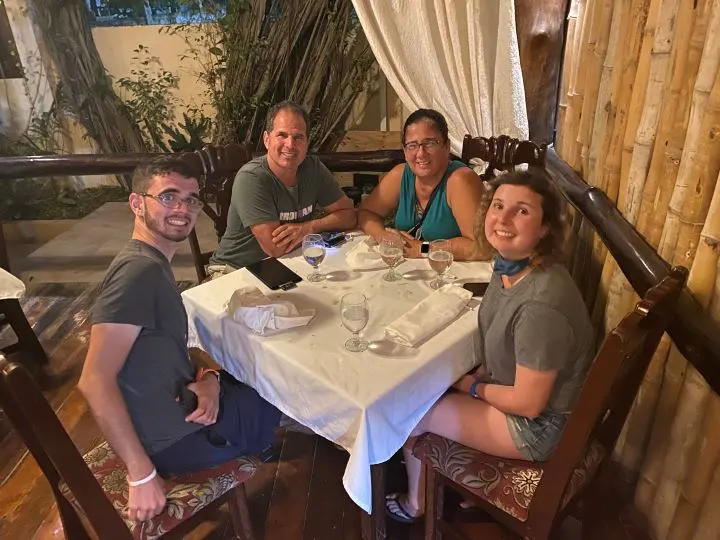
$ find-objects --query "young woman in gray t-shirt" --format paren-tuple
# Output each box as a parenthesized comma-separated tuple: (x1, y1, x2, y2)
(386, 169, 595, 524)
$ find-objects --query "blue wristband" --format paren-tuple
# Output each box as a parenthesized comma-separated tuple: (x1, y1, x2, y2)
(469, 379, 481, 398)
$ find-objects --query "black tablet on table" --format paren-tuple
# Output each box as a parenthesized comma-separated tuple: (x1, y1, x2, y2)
(246, 257, 303, 291)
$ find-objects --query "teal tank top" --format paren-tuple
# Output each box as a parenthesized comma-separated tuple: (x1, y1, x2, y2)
(394, 160, 465, 241)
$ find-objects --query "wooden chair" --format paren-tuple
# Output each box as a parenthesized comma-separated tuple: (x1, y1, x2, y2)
(413, 266, 688, 540)
(182, 144, 254, 282)
(460, 134, 547, 181)
(0, 262, 49, 373)
(0, 356, 258, 540)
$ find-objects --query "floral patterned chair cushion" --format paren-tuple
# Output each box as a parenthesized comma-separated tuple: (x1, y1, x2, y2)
(59, 440, 259, 540)
(413, 434, 605, 522)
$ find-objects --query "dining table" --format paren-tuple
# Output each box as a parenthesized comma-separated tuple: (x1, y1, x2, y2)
(181, 234, 492, 539)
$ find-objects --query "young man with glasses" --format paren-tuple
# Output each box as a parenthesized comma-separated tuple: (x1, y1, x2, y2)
(78, 157, 282, 523)
(208, 100, 356, 275)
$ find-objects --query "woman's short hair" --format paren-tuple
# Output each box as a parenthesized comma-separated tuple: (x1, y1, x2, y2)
(474, 168, 567, 264)
(402, 108, 449, 145)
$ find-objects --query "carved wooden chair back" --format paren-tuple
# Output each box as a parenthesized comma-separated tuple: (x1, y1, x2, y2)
(417, 266, 688, 539)
(460, 134, 547, 182)
(181, 144, 254, 282)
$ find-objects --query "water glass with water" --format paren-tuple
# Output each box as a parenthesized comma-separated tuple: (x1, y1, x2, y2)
(302, 233, 326, 282)
(340, 292, 369, 352)
(379, 235, 404, 282)
(428, 239, 453, 290)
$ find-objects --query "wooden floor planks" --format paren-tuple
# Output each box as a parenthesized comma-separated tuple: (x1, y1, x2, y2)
(0, 282, 652, 540)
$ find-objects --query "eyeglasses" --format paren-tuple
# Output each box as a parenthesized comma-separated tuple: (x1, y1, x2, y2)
(139, 192, 204, 212)
(403, 139, 441, 153)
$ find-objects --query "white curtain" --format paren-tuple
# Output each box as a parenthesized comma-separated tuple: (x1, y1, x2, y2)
(352, 0, 529, 155)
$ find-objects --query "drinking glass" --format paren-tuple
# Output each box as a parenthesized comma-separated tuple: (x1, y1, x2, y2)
(428, 239, 454, 290)
(302, 233, 326, 282)
(340, 292, 369, 352)
(379, 236, 404, 282)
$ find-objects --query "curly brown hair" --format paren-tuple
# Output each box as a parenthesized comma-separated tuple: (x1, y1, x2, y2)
(474, 168, 567, 265)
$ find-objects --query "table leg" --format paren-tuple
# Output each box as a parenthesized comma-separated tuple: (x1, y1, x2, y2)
(361, 462, 387, 540)
(0, 222, 10, 273)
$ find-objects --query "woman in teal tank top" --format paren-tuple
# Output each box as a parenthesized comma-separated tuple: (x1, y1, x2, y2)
(358, 109, 488, 261)
(394, 160, 465, 241)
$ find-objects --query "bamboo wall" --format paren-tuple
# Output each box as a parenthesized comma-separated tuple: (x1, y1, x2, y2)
(558, 1, 720, 538)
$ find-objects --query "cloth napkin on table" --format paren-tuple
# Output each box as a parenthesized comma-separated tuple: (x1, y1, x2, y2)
(345, 237, 385, 270)
(384, 285, 473, 347)
(0, 268, 25, 300)
(225, 286, 315, 335)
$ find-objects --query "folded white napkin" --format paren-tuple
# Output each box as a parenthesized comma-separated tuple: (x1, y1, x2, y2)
(225, 286, 315, 335)
(345, 237, 385, 270)
(0, 268, 25, 300)
(384, 285, 473, 347)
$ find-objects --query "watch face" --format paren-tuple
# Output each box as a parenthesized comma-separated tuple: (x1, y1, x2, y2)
(421, 242, 430, 254)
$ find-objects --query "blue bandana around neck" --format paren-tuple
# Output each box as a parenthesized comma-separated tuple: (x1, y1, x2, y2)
(493, 255, 531, 277)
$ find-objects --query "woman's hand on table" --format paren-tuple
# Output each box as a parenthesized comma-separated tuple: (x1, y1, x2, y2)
(389, 230, 422, 258)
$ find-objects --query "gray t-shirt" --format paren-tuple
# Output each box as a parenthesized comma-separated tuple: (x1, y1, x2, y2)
(478, 263, 595, 414)
(92, 240, 201, 455)
(211, 155, 345, 269)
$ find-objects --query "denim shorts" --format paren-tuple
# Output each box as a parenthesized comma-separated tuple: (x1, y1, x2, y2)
(506, 410, 568, 462)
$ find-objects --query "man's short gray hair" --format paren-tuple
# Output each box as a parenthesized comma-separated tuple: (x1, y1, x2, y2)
(265, 100, 309, 135)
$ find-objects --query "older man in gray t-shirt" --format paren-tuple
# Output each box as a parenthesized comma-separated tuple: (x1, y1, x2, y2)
(211, 101, 356, 270)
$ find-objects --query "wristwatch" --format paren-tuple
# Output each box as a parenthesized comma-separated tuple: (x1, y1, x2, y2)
(420, 241, 430, 258)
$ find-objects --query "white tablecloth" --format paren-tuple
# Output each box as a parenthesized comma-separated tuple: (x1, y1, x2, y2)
(0, 268, 25, 300)
(181, 237, 491, 513)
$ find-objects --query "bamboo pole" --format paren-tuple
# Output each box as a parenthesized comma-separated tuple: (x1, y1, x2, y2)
(590, 0, 652, 337)
(638, 6, 720, 535)
(627, 8, 708, 503)
(601, 0, 653, 203)
(557, 0, 581, 153)
(614, 333, 671, 475)
(613, 0, 704, 472)
(582, 4, 625, 314)
(660, 0, 720, 265)
(661, 172, 720, 539)
(649, 365, 712, 539)
(667, 381, 720, 539)
(618, 0, 678, 221)
(634, 335, 685, 514)
(559, 0, 588, 168)
(635, 0, 707, 247)
(689, 456, 720, 540)
(578, 0, 615, 176)
(587, 1, 625, 189)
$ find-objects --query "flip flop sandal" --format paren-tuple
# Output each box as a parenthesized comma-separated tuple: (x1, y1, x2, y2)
(385, 493, 422, 524)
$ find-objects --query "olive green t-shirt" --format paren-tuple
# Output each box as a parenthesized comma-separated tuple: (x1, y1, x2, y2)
(211, 155, 345, 269)
(477, 263, 596, 413)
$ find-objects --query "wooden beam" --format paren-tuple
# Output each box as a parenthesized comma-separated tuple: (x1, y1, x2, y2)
(515, 0, 571, 144)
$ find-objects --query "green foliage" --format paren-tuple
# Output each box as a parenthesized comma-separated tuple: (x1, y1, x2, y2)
(165, 0, 376, 151)
(117, 44, 179, 151)
(0, 182, 128, 221)
(162, 111, 213, 152)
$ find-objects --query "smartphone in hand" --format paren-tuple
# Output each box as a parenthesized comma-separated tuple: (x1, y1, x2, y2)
(462, 282, 490, 297)
(177, 384, 198, 415)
